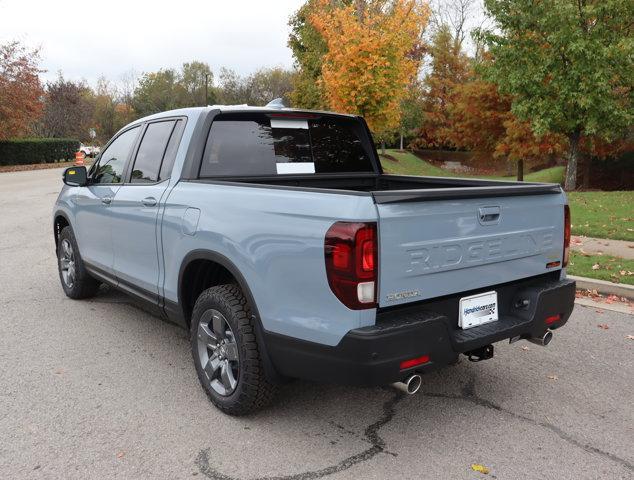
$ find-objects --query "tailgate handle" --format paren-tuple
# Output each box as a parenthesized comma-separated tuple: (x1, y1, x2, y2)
(478, 206, 500, 225)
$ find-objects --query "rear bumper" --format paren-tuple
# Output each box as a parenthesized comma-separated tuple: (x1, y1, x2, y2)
(264, 276, 575, 386)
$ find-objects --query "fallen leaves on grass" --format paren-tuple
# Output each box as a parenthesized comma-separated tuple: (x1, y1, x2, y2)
(592, 263, 600, 270)
(471, 464, 490, 475)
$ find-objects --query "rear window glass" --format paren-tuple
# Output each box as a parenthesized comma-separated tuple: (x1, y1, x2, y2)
(199, 113, 375, 177)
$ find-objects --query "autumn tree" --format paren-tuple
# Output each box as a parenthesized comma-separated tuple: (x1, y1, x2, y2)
(0, 41, 44, 140)
(308, 0, 430, 136)
(35, 75, 94, 141)
(479, 0, 633, 190)
(447, 77, 566, 179)
(92, 77, 136, 143)
(413, 23, 469, 149)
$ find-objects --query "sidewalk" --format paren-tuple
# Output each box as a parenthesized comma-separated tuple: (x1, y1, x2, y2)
(571, 235, 634, 260)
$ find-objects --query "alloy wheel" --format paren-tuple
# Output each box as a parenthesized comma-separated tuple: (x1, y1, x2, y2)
(59, 239, 76, 289)
(197, 309, 240, 396)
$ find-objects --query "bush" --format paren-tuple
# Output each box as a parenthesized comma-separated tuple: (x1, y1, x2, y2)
(0, 138, 80, 166)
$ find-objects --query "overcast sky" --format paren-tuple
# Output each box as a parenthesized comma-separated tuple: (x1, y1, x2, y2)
(0, 0, 304, 86)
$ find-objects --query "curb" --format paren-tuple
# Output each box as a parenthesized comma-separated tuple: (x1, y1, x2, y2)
(568, 275, 634, 300)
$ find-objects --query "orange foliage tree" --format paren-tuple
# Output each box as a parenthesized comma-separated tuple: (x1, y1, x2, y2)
(448, 77, 566, 178)
(0, 41, 44, 140)
(413, 23, 469, 149)
(309, 0, 430, 136)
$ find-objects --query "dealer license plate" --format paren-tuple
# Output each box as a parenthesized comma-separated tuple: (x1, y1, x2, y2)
(459, 291, 498, 329)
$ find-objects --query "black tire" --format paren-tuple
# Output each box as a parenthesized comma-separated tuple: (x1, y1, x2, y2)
(191, 284, 276, 415)
(57, 226, 100, 299)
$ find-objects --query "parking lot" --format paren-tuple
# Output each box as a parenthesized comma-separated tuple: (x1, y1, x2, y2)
(1, 168, 632, 479)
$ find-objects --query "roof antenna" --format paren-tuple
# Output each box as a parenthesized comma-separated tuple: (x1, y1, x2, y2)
(265, 98, 286, 109)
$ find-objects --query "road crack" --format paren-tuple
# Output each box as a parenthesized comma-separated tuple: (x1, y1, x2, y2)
(195, 390, 404, 480)
(422, 379, 633, 472)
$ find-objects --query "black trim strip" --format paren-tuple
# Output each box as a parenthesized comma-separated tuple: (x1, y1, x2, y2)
(371, 183, 562, 203)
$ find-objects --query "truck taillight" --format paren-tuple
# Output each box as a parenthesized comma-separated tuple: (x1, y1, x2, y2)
(563, 204, 571, 267)
(325, 222, 377, 309)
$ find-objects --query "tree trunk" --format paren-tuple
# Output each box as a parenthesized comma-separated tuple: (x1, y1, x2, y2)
(400, 133, 404, 151)
(564, 129, 582, 191)
(517, 159, 524, 181)
(381, 141, 386, 156)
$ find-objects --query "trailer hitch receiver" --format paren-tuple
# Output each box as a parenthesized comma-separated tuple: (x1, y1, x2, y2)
(466, 344, 494, 362)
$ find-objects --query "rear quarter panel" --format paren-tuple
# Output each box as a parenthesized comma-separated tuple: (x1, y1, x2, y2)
(161, 182, 378, 346)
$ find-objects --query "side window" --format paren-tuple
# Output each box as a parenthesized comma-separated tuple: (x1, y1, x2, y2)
(131, 121, 175, 183)
(159, 119, 185, 181)
(93, 127, 140, 184)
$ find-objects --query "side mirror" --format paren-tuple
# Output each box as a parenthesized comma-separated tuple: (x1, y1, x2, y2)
(63, 166, 88, 187)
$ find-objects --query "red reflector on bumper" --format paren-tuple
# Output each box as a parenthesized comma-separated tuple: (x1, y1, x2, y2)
(400, 355, 430, 370)
(545, 314, 561, 325)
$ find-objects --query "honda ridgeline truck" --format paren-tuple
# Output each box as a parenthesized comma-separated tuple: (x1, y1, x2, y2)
(54, 105, 575, 415)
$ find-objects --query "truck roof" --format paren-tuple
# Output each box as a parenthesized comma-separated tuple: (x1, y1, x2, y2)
(131, 105, 356, 126)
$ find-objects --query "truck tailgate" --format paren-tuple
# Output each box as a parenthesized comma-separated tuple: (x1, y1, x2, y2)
(375, 192, 566, 307)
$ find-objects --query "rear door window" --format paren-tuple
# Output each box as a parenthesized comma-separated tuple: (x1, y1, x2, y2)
(159, 119, 185, 181)
(199, 113, 375, 177)
(130, 120, 175, 183)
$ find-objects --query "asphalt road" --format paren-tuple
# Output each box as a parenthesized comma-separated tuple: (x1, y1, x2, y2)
(1, 168, 632, 480)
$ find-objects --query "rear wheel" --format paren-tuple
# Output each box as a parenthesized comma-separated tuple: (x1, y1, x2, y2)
(191, 284, 276, 415)
(57, 226, 100, 299)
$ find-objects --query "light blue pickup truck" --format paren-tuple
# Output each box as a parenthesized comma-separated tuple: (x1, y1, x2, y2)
(54, 105, 575, 414)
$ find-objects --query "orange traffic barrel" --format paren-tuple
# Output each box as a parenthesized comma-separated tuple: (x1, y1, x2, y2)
(75, 151, 85, 166)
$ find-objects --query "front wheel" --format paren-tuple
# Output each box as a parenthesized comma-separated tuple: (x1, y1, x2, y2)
(57, 226, 100, 299)
(191, 284, 276, 415)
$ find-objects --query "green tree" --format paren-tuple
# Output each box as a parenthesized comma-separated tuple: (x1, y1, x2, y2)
(479, 0, 633, 190)
(399, 80, 426, 149)
(247, 67, 295, 106)
(288, 0, 333, 109)
(132, 69, 186, 117)
(180, 61, 214, 106)
(215, 67, 295, 106)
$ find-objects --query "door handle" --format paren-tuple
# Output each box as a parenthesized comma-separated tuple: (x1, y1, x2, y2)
(142, 196, 157, 207)
(101, 196, 112, 205)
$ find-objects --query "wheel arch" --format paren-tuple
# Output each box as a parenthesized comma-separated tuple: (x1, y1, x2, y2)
(53, 210, 72, 250)
(176, 249, 283, 383)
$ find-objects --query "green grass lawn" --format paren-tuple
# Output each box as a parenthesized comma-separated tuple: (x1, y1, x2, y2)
(567, 191, 634, 242)
(567, 251, 634, 285)
(380, 149, 633, 242)
(380, 149, 565, 183)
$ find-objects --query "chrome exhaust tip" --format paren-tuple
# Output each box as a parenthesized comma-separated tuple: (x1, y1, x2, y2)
(527, 330, 553, 346)
(391, 374, 422, 395)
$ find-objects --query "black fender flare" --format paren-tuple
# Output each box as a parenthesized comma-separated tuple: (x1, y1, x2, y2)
(176, 249, 284, 383)
(52, 210, 72, 250)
